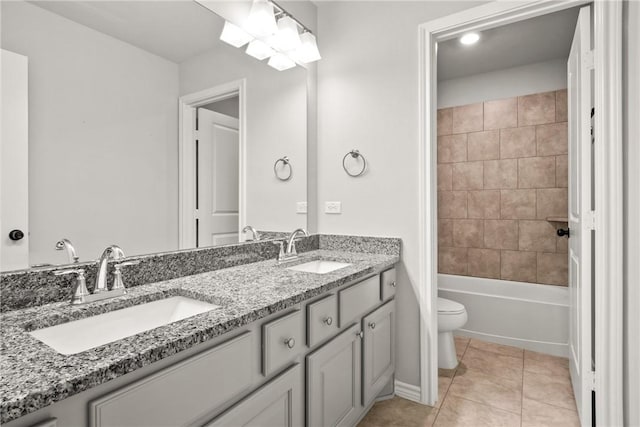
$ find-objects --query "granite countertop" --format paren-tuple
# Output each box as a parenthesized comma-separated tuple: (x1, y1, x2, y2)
(0, 249, 398, 423)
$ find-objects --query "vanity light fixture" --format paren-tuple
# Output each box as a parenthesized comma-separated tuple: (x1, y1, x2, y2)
(219, 21, 253, 48)
(218, 0, 321, 71)
(246, 39, 275, 60)
(460, 32, 480, 45)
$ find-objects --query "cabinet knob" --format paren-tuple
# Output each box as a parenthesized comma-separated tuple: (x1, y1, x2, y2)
(356, 331, 364, 339)
(284, 337, 296, 349)
(369, 322, 376, 330)
(390, 281, 396, 287)
(323, 317, 333, 326)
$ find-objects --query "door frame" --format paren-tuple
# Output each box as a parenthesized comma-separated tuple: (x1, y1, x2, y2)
(417, 2, 623, 426)
(178, 80, 247, 249)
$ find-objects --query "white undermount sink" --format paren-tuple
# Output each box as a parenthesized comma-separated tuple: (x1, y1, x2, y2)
(29, 296, 219, 355)
(286, 260, 351, 274)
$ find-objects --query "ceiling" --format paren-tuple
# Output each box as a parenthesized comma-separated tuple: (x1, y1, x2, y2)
(30, 1, 224, 63)
(437, 7, 581, 81)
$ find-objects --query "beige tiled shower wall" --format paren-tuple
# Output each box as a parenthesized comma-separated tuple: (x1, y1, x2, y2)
(437, 90, 569, 286)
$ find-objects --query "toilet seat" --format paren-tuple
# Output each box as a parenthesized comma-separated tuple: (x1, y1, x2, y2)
(438, 297, 465, 315)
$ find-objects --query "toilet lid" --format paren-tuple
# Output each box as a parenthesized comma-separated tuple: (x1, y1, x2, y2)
(438, 297, 465, 314)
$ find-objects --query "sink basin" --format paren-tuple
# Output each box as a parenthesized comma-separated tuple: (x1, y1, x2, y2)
(286, 260, 351, 274)
(29, 296, 219, 355)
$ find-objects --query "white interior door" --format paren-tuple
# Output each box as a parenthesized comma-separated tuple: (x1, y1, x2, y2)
(1, 49, 29, 271)
(196, 108, 239, 247)
(568, 6, 594, 426)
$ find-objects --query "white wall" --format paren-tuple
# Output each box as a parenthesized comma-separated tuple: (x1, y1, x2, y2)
(623, 1, 640, 425)
(179, 44, 307, 233)
(438, 57, 567, 108)
(1, 1, 179, 264)
(316, 0, 485, 388)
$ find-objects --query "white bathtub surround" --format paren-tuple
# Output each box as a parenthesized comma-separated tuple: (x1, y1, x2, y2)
(438, 274, 569, 357)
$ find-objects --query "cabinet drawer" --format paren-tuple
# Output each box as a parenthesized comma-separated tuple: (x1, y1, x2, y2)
(339, 275, 380, 327)
(262, 310, 303, 376)
(89, 331, 254, 427)
(307, 294, 338, 347)
(205, 364, 303, 427)
(381, 268, 397, 301)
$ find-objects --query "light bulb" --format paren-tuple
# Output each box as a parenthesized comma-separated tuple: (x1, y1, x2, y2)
(268, 53, 296, 71)
(291, 32, 321, 63)
(246, 39, 275, 60)
(272, 15, 302, 52)
(460, 32, 480, 45)
(245, 0, 278, 38)
(219, 21, 253, 48)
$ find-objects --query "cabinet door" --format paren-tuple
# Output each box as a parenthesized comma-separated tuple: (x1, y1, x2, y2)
(205, 364, 303, 427)
(362, 300, 395, 405)
(307, 324, 362, 427)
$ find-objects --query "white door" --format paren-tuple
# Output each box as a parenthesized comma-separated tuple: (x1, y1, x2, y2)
(568, 6, 594, 426)
(0, 49, 29, 271)
(196, 108, 240, 247)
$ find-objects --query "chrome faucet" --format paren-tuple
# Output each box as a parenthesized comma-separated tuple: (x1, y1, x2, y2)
(277, 228, 309, 262)
(55, 238, 79, 263)
(54, 245, 139, 305)
(242, 225, 261, 241)
(94, 245, 125, 293)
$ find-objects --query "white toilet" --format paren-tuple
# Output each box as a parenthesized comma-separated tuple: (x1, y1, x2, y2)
(438, 297, 468, 369)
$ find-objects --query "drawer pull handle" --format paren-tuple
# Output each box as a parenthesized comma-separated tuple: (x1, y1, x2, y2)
(390, 281, 396, 287)
(356, 331, 364, 339)
(284, 338, 296, 349)
(369, 322, 376, 330)
(323, 317, 333, 326)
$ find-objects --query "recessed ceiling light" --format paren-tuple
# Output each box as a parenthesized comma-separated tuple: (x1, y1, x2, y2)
(460, 32, 480, 45)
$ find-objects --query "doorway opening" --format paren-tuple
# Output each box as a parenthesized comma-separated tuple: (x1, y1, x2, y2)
(178, 80, 246, 250)
(419, 2, 623, 426)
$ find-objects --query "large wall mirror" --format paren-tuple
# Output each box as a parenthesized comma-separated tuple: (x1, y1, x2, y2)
(0, 0, 309, 272)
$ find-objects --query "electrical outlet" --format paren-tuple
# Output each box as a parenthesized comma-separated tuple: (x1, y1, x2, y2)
(296, 202, 307, 214)
(325, 201, 342, 214)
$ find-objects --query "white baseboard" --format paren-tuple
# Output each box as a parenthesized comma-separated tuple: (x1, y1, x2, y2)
(394, 380, 421, 403)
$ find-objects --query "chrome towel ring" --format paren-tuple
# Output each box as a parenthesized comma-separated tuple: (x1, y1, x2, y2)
(342, 149, 367, 177)
(274, 156, 292, 181)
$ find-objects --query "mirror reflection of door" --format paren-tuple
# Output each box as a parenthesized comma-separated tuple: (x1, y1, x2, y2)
(196, 98, 240, 247)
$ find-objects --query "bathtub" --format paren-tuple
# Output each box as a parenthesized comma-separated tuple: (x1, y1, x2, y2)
(438, 274, 569, 357)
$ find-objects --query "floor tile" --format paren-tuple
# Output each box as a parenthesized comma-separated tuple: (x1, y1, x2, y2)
(434, 396, 521, 427)
(522, 397, 581, 427)
(358, 397, 438, 427)
(461, 347, 523, 383)
(523, 370, 577, 411)
(468, 339, 524, 359)
(524, 350, 570, 378)
(436, 374, 454, 409)
(454, 336, 470, 358)
(448, 367, 522, 414)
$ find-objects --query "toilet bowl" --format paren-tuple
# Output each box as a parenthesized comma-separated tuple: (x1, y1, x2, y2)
(438, 297, 468, 369)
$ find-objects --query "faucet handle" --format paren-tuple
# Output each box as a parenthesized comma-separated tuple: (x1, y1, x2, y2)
(274, 241, 285, 262)
(112, 260, 140, 292)
(54, 268, 90, 304)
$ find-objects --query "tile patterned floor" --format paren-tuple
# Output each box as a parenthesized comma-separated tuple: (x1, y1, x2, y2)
(358, 337, 580, 427)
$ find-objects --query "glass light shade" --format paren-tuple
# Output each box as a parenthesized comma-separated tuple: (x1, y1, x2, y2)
(291, 32, 321, 63)
(272, 16, 302, 52)
(245, 0, 278, 38)
(219, 21, 253, 48)
(245, 39, 275, 60)
(268, 53, 296, 71)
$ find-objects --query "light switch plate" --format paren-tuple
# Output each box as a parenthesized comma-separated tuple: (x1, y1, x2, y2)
(296, 202, 307, 214)
(325, 201, 342, 214)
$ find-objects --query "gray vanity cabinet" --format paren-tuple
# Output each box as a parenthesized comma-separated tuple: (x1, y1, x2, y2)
(205, 363, 303, 427)
(362, 300, 395, 405)
(306, 324, 362, 427)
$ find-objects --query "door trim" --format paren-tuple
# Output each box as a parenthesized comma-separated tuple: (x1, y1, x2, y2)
(178, 80, 247, 249)
(418, 2, 623, 425)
